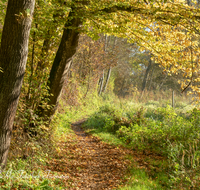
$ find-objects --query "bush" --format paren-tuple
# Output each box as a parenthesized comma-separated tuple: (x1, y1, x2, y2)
(84, 104, 200, 189)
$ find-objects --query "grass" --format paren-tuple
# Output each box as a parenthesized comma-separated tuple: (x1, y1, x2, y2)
(118, 168, 164, 190)
(82, 96, 199, 189)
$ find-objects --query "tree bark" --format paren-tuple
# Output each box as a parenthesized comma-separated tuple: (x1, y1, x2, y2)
(102, 36, 117, 93)
(157, 73, 168, 91)
(98, 70, 104, 96)
(84, 65, 91, 99)
(0, 0, 35, 170)
(39, 9, 82, 122)
(27, 23, 37, 101)
(102, 67, 112, 93)
(119, 76, 126, 97)
(140, 55, 152, 99)
(98, 35, 109, 96)
(148, 63, 155, 91)
(142, 56, 152, 92)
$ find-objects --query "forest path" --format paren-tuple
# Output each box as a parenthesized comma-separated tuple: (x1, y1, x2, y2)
(47, 120, 133, 190)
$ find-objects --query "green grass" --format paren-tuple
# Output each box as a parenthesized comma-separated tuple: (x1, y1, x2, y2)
(82, 99, 200, 189)
(118, 168, 165, 190)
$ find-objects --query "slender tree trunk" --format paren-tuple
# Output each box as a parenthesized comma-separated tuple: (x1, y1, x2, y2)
(27, 23, 37, 101)
(32, 30, 53, 110)
(142, 56, 152, 92)
(102, 36, 117, 93)
(141, 55, 152, 99)
(84, 44, 91, 99)
(98, 70, 104, 96)
(0, 0, 35, 170)
(39, 9, 82, 121)
(148, 63, 155, 91)
(119, 76, 126, 97)
(35, 30, 52, 73)
(157, 73, 168, 91)
(98, 35, 109, 96)
(102, 67, 112, 93)
(84, 65, 91, 99)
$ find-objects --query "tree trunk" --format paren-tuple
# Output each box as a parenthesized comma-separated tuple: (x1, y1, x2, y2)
(102, 67, 112, 93)
(31, 30, 53, 110)
(98, 35, 109, 96)
(35, 30, 52, 73)
(141, 55, 152, 99)
(39, 9, 82, 122)
(142, 56, 152, 92)
(148, 63, 155, 91)
(157, 73, 168, 91)
(119, 76, 126, 97)
(84, 65, 91, 99)
(102, 36, 117, 93)
(0, 0, 35, 170)
(27, 23, 37, 101)
(98, 70, 104, 96)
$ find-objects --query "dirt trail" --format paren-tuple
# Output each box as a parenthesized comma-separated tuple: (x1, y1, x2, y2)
(47, 120, 132, 190)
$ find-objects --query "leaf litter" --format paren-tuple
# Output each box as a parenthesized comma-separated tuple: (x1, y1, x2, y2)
(46, 120, 167, 189)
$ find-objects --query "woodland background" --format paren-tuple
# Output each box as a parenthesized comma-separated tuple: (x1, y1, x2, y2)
(0, 0, 200, 189)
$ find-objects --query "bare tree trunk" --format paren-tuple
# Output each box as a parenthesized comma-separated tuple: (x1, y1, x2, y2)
(99, 35, 109, 96)
(148, 64, 155, 91)
(119, 76, 126, 97)
(27, 23, 37, 101)
(140, 54, 152, 99)
(98, 70, 104, 96)
(84, 65, 91, 98)
(31, 30, 53, 111)
(157, 73, 168, 91)
(142, 56, 152, 92)
(102, 37, 117, 93)
(35, 30, 52, 73)
(0, 0, 35, 170)
(39, 8, 82, 122)
(102, 67, 112, 93)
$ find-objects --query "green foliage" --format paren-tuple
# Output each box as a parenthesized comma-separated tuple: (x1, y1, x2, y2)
(83, 100, 200, 189)
(0, 0, 6, 41)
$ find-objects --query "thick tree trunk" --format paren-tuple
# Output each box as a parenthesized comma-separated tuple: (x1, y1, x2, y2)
(40, 10, 82, 121)
(0, 0, 35, 170)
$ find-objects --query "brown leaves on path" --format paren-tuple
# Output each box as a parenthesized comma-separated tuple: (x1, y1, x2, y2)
(46, 120, 133, 189)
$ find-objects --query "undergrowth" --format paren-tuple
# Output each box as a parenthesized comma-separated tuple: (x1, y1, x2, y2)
(83, 102, 200, 189)
(0, 120, 69, 189)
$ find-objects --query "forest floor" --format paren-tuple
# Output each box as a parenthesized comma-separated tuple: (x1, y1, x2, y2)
(46, 120, 134, 189)
(45, 119, 166, 190)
